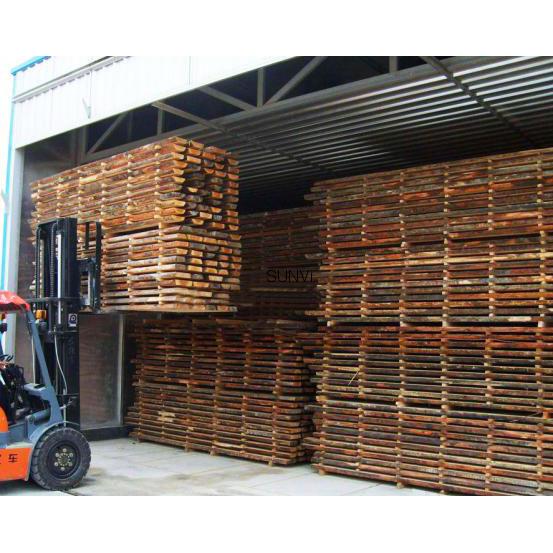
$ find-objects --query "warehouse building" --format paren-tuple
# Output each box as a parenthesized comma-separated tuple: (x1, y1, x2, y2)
(2, 56, 553, 495)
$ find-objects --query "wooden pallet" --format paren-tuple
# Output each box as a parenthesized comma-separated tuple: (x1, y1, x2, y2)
(233, 206, 321, 318)
(126, 318, 315, 465)
(30, 137, 240, 313)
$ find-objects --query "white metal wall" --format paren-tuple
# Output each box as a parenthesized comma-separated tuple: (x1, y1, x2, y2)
(12, 56, 288, 148)
(13, 56, 100, 96)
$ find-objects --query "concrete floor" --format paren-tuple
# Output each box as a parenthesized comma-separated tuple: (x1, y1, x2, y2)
(1, 438, 439, 496)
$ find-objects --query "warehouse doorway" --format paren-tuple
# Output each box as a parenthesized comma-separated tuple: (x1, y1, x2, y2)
(10, 57, 553, 493)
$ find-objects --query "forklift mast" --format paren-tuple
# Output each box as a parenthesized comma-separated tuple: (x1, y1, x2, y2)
(32, 218, 101, 428)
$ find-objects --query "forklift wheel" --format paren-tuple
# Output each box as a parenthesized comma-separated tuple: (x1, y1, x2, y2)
(31, 427, 91, 491)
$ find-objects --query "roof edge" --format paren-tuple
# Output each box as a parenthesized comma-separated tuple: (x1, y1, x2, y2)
(11, 56, 50, 76)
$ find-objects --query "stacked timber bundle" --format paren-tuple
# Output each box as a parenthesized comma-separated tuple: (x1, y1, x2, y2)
(234, 206, 320, 318)
(304, 401, 553, 495)
(126, 318, 315, 465)
(307, 149, 553, 323)
(30, 137, 240, 312)
(303, 325, 553, 412)
(304, 146, 553, 495)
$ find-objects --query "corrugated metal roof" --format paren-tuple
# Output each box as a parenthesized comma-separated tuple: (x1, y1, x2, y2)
(153, 56, 553, 208)
(12, 56, 101, 95)
(10, 56, 50, 76)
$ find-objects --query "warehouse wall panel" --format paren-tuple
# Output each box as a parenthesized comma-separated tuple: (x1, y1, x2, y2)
(12, 56, 288, 147)
(13, 56, 99, 96)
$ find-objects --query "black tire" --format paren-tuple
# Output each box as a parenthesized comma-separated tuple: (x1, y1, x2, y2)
(31, 426, 91, 491)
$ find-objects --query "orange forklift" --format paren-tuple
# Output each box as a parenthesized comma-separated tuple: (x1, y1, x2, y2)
(0, 217, 101, 490)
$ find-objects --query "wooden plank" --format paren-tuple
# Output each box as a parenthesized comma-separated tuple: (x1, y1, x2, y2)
(30, 137, 240, 313)
(233, 206, 321, 318)
(126, 318, 316, 466)
(305, 145, 553, 495)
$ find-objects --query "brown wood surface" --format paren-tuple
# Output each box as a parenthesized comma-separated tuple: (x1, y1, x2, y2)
(233, 206, 321, 318)
(304, 145, 553, 495)
(305, 400, 553, 495)
(126, 318, 315, 465)
(307, 148, 553, 324)
(30, 137, 240, 313)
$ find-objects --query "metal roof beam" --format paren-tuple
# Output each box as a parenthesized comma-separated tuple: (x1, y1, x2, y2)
(257, 68, 265, 107)
(151, 101, 337, 176)
(88, 112, 128, 155)
(421, 56, 537, 147)
(359, 57, 388, 75)
(266, 57, 327, 105)
(200, 86, 255, 111)
(152, 102, 212, 126)
(86, 56, 474, 162)
(83, 56, 519, 165)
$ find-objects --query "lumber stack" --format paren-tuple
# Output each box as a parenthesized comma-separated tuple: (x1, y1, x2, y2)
(304, 146, 553, 495)
(30, 137, 240, 312)
(304, 324, 553, 412)
(234, 207, 320, 318)
(126, 318, 315, 465)
(307, 149, 553, 324)
(305, 401, 553, 495)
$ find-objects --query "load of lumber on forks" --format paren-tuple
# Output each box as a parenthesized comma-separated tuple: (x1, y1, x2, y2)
(30, 137, 240, 313)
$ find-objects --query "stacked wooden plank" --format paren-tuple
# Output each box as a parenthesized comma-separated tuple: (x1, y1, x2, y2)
(30, 137, 240, 312)
(304, 325, 553, 412)
(126, 318, 315, 465)
(233, 207, 320, 318)
(305, 401, 553, 495)
(307, 149, 553, 323)
(304, 146, 553, 495)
